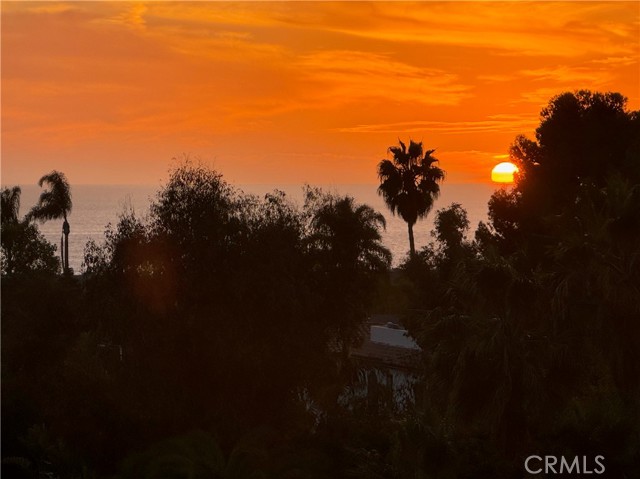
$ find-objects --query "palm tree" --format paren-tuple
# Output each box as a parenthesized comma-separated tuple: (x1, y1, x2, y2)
(28, 171, 72, 273)
(1, 186, 23, 273)
(307, 191, 391, 360)
(309, 194, 392, 272)
(1, 186, 22, 225)
(377, 139, 445, 257)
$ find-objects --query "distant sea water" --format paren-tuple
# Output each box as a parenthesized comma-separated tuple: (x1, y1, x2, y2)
(18, 183, 496, 271)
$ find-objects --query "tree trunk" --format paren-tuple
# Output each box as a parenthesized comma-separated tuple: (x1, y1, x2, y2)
(408, 222, 415, 257)
(7, 249, 13, 275)
(64, 232, 69, 273)
(60, 234, 65, 273)
(63, 219, 70, 274)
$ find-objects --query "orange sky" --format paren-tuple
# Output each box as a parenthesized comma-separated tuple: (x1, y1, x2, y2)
(2, 1, 639, 185)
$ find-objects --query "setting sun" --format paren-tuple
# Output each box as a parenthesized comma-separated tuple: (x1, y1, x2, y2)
(491, 162, 519, 183)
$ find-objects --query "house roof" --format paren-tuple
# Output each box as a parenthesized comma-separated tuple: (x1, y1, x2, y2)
(351, 339, 422, 372)
(350, 315, 423, 372)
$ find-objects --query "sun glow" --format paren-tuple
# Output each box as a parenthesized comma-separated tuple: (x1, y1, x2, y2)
(491, 162, 519, 183)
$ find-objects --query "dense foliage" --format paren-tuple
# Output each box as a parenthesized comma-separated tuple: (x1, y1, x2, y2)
(2, 163, 391, 477)
(1, 186, 59, 275)
(2, 90, 638, 477)
(399, 91, 640, 476)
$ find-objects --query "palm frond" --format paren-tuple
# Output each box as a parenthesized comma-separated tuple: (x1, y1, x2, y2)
(1, 186, 21, 224)
(379, 140, 445, 224)
(309, 192, 391, 270)
(408, 140, 423, 160)
(29, 171, 72, 223)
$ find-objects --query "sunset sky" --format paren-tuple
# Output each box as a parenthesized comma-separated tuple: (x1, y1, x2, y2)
(2, 1, 639, 185)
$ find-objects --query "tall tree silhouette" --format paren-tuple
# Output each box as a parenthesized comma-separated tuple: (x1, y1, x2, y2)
(1, 186, 21, 225)
(307, 191, 391, 359)
(378, 139, 445, 257)
(28, 171, 72, 273)
(1, 186, 22, 273)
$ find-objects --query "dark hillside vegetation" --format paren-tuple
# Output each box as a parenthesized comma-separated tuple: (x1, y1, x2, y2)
(3, 164, 391, 477)
(2, 90, 638, 477)
(399, 91, 640, 476)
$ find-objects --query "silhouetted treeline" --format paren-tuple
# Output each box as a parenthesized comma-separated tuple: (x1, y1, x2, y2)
(3, 167, 392, 477)
(2, 90, 639, 478)
(398, 91, 640, 477)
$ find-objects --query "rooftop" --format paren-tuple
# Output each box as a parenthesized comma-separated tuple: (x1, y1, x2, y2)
(350, 315, 422, 372)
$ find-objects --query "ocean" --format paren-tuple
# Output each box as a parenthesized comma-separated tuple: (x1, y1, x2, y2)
(17, 183, 496, 271)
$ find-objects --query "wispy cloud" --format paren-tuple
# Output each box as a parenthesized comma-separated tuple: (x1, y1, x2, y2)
(100, 3, 148, 31)
(591, 56, 637, 66)
(321, 2, 639, 58)
(336, 115, 539, 134)
(25, 3, 78, 15)
(520, 65, 614, 84)
(477, 74, 516, 83)
(296, 50, 470, 107)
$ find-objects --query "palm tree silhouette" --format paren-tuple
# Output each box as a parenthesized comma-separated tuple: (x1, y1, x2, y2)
(308, 193, 391, 360)
(1, 186, 23, 273)
(309, 195, 391, 271)
(377, 139, 445, 257)
(28, 171, 72, 274)
(1, 186, 22, 225)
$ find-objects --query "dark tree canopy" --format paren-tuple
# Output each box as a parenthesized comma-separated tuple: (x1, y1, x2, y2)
(74, 163, 392, 469)
(510, 91, 638, 214)
(1, 186, 59, 275)
(400, 90, 640, 475)
(432, 202, 469, 253)
(536, 91, 636, 184)
(308, 191, 391, 272)
(482, 90, 640, 261)
(306, 188, 391, 357)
